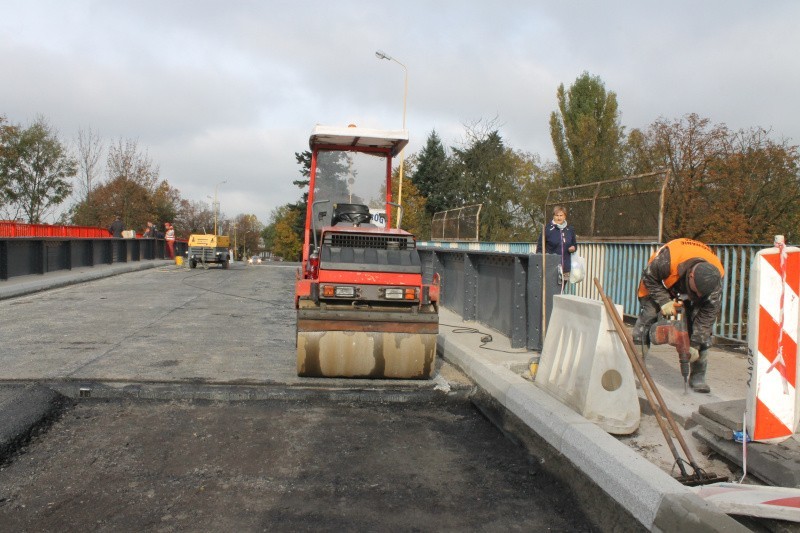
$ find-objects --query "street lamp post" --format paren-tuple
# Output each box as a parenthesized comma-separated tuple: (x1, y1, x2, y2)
(375, 50, 407, 228)
(213, 179, 227, 235)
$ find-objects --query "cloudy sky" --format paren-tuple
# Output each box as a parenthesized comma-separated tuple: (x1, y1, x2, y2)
(2, 1, 798, 224)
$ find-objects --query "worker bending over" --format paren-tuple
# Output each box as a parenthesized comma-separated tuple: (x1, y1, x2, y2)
(632, 238, 725, 393)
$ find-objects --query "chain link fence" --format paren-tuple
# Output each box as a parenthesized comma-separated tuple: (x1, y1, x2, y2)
(430, 204, 482, 241)
(545, 170, 669, 242)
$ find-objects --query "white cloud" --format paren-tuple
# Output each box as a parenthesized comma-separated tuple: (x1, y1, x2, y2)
(2, 0, 798, 223)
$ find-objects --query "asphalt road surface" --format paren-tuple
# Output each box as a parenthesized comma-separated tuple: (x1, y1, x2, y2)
(0, 397, 592, 531)
(0, 264, 594, 531)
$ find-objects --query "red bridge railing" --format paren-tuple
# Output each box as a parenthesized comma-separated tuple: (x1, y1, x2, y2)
(0, 221, 112, 238)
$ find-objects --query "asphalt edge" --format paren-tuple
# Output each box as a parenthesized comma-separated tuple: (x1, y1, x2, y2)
(0, 384, 73, 465)
(437, 334, 747, 532)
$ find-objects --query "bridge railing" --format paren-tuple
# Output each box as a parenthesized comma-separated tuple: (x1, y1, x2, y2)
(419, 240, 770, 346)
(0, 221, 112, 238)
(0, 237, 188, 280)
(419, 248, 560, 351)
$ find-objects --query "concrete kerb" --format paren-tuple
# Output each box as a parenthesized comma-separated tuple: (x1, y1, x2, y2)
(437, 324, 746, 532)
(0, 260, 173, 301)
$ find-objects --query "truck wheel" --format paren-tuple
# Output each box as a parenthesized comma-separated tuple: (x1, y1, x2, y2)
(190, 260, 197, 269)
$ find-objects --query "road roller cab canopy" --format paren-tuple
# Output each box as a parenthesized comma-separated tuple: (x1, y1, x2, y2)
(308, 125, 408, 156)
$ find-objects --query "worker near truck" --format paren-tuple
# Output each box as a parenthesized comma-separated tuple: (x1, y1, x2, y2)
(632, 238, 725, 393)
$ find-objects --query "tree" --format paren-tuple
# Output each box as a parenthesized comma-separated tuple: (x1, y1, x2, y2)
(510, 155, 555, 242)
(550, 72, 625, 187)
(234, 213, 264, 258)
(175, 199, 216, 236)
(74, 127, 104, 201)
(73, 175, 150, 230)
(151, 181, 181, 233)
(0, 115, 16, 213)
(389, 155, 429, 238)
(293, 150, 311, 199)
(71, 137, 165, 231)
(624, 114, 800, 243)
(0, 116, 75, 223)
(104, 138, 159, 227)
(645, 114, 729, 241)
(713, 129, 800, 243)
(264, 204, 303, 261)
(450, 123, 530, 241)
(410, 130, 453, 217)
(106, 138, 159, 190)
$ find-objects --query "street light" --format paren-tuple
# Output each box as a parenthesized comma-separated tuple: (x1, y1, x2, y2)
(375, 49, 408, 228)
(213, 179, 227, 235)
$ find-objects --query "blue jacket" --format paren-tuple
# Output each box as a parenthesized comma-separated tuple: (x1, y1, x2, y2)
(537, 223, 577, 272)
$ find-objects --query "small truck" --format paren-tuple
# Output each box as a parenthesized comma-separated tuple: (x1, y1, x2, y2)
(187, 234, 231, 269)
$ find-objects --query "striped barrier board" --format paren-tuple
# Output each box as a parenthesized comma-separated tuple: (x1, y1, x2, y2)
(693, 483, 800, 522)
(746, 238, 800, 443)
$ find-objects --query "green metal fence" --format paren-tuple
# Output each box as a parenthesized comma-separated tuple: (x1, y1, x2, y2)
(419, 240, 771, 345)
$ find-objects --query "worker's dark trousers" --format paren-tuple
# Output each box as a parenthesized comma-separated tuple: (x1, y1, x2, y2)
(632, 296, 661, 348)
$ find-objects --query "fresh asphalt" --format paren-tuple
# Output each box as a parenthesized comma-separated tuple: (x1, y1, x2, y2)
(0, 260, 745, 531)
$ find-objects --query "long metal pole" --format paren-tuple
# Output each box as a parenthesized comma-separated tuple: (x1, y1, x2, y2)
(396, 64, 407, 228)
(213, 179, 226, 236)
(375, 51, 407, 229)
(593, 278, 691, 477)
(599, 281, 701, 470)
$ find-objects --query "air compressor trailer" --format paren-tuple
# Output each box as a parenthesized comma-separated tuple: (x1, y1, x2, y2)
(187, 234, 231, 269)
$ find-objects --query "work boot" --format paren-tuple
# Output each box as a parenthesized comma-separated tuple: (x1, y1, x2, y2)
(689, 350, 711, 393)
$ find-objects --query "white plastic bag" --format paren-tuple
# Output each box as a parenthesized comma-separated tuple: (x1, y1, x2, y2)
(570, 254, 585, 284)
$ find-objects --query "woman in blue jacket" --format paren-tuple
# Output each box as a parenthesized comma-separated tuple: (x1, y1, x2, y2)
(536, 205, 577, 286)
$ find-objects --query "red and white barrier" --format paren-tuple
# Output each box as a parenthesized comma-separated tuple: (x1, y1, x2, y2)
(747, 236, 800, 443)
(693, 483, 800, 522)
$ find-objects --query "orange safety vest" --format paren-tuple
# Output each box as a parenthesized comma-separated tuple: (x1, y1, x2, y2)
(637, 238, 725, 298)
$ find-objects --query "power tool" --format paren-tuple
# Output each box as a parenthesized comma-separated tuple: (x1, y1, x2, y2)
(649, 300, 692, 392)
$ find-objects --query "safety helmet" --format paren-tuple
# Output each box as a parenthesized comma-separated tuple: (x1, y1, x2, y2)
(691, 262, 721, 296)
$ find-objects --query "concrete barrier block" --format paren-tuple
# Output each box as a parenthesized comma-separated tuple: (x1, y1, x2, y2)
(535, 295, 640, 434)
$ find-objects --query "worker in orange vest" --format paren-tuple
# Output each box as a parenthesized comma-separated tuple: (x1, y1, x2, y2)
(632, 238, 725, 393)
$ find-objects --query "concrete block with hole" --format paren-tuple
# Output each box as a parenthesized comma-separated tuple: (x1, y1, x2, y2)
(535, 294, 640, 434)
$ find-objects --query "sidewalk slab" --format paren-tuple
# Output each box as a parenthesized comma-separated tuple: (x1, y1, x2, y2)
(699, 400, 746, 432)
(694, 428, 800, 488)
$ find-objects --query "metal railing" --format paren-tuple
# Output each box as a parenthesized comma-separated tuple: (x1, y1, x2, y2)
(419, 248, 560, 351)
(419, 240, 770, 345)
(0, 221, 112, 238)
(0, 237, 188, 281)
